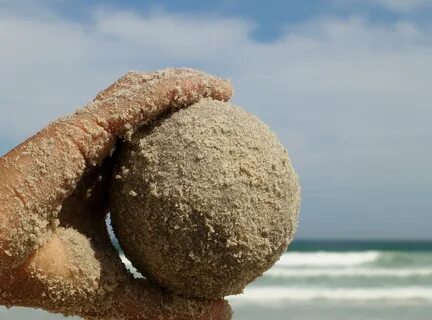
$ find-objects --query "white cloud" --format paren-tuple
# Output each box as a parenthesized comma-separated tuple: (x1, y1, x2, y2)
(374, 0, 432, 12)
(0, 4, 431, 238)
(0, 7, 252, 141)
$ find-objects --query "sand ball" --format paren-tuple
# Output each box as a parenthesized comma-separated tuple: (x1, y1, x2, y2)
(110, 99, 300, 299)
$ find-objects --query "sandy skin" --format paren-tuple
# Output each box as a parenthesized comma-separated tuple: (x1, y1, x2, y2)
(0, 69, 233, 319)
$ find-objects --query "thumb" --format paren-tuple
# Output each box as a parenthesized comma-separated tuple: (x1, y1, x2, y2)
(94, 278, 232, 320)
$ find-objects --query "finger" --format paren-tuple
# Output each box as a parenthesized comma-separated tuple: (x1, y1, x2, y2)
(93, 68, 204, 102)
(80, 68, 233, 139)
(0, 69, 232, 273)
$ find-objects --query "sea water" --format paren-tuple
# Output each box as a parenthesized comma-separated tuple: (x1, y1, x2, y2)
(230, 240, 432, 320)
(2, 240, 432, 320)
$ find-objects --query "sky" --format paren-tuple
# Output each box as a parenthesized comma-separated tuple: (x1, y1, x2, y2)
(0, 0, 431, 240)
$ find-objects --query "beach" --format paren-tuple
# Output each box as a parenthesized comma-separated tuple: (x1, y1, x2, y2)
(2, 240, 432, 320)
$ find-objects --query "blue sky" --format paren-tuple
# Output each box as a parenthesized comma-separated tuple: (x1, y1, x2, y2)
(1, 0, 431, 239)
(24, 0, 388, 40)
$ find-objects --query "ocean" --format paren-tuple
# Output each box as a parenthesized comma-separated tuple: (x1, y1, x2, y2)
(2, 240, 432, 320)
(230, 240, 432, 320)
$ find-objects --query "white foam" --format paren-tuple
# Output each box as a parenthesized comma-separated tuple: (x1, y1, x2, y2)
(228, 287, 432, 303)
(266, 267, 432, 278)
(275, 251, 380, 267)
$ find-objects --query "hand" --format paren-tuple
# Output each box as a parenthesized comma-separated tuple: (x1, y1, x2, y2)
(0, 68, 233, 319)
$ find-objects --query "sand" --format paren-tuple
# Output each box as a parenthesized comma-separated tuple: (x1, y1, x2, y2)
(110, 99, 300, 299)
